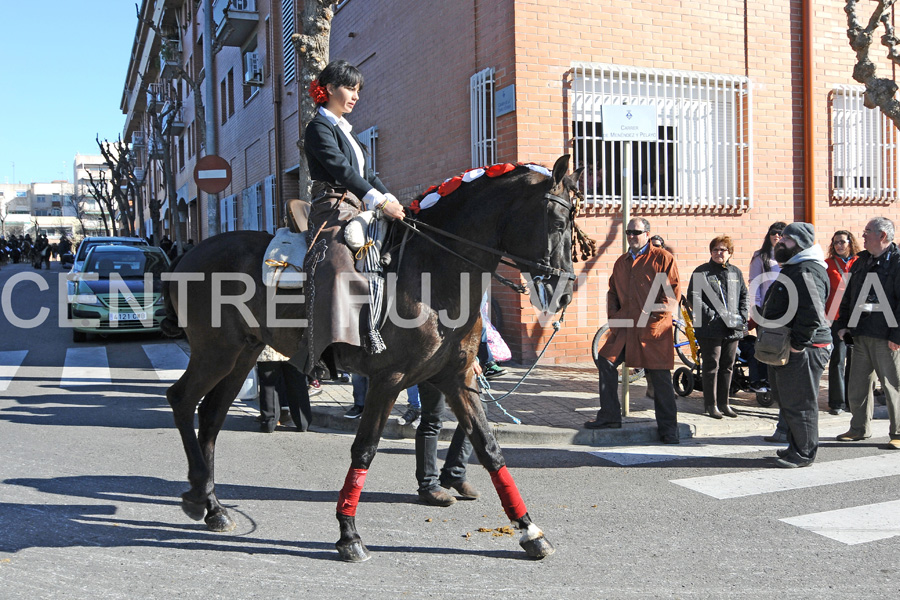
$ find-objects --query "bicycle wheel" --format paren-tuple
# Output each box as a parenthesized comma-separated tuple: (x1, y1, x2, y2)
(592, 324, 644, 383)
(674, 320, 697, 369)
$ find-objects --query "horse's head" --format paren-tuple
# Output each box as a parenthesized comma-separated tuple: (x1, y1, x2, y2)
(502, 155, 583, 315)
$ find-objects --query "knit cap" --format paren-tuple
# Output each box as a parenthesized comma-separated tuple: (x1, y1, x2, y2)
(782, 222, 815, 250)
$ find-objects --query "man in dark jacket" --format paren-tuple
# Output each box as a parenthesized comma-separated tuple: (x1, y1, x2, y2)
(835, 217, 900, 449)
(761, 222, 831, 468)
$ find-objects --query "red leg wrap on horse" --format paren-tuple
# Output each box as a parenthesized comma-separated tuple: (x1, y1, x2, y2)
(489, 466, 527, 521)
(337, 468, 368, 517)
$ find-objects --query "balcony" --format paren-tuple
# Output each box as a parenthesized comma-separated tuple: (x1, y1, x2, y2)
(212, 0, 258, 48)
(159, 38, 182, 80)
(147, 83, 164, 113)
(162, 102, 185, 135)
(131, 131, 146, 149)
(149, 137, 166, 159)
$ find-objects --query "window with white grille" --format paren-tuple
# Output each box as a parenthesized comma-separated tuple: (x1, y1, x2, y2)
(470, 67, 495, 168)
(571, 63, 752, 209)
(357, 126, 378, 175)
(281, 0, 296, 84)
(220, 194, 237, 232)
(832, 85, 900, 202)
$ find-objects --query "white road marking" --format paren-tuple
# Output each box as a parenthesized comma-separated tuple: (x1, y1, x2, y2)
(142, 344, 188, 381)
(671, 453, 900, 499)
(590, 442, 774, 466)
(0, 350, 28, 391)
(780, 500, 900, 545)
(61, 347, 111, 386)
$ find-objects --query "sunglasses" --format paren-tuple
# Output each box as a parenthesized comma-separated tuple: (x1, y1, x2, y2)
(625, 229, 646, 236)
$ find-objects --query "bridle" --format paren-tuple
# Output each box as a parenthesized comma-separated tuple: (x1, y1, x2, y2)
(394, 190, 577, 296)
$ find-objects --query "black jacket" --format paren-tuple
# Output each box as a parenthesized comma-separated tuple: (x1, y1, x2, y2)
(688, 260, 748, 341)
(303, 112, 389, 201)
(761, 255, 831, 349)
(835, 243, 900, 344)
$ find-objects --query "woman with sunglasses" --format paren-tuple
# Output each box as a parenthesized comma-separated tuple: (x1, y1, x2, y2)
(824, 230, 861, 415)
(747, 221, 787, 397)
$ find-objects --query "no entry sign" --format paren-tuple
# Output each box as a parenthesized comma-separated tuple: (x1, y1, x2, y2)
(193, 155, 232, 194)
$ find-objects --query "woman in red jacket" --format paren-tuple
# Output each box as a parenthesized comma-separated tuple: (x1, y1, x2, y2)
(825, 230, 860, 415)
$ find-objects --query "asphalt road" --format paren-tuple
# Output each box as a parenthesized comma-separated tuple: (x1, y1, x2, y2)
(1, 262, 899, 599)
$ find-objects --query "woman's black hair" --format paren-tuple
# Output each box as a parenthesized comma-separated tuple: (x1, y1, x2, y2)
(317, 59, 364, 92)
(757, 220, 787, 259)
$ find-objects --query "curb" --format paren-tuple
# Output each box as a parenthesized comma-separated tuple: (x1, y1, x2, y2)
(310, 405, 782, 447)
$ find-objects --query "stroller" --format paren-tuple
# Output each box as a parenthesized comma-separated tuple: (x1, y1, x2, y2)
(672, 334, 775, 407)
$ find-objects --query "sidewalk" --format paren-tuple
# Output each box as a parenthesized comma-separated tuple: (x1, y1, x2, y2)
(285, 361, 857, 446)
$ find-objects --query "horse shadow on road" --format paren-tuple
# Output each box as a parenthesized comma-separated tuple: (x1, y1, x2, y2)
(0, 474, 523, 561)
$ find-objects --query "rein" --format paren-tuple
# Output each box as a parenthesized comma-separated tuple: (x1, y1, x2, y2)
(477, 306, 568, 424)
(393, 191, 577, 295)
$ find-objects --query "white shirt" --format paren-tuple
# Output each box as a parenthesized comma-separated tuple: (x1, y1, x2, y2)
(317, 106, 395, 210)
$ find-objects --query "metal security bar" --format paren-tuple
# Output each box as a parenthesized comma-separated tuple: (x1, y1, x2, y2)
(571, 62, 753, 210)
(832, 85, 900, 202)
(357, 125, 379, 175)
(470, 67, 496, 168)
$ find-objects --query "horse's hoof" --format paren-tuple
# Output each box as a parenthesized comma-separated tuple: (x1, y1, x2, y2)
(336, 540, 371, 562)
(180, 496, 206, 521)
(205, 510, 236, 532)
(519, 523, 555, 559)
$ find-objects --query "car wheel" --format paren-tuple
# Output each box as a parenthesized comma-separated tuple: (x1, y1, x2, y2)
(73, 330, 87, 343)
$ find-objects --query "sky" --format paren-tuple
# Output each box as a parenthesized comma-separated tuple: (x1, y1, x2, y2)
(0, 2, 139, 185)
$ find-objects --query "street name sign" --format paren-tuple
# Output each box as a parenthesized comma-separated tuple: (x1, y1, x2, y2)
(601, 105, 658, 141)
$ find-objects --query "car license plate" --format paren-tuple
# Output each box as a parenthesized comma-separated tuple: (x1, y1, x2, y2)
(110, 312, 146, 322)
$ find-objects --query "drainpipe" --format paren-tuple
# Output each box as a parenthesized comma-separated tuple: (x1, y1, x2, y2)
(204, 0, 218, 237)
(802, 0, 815, 225)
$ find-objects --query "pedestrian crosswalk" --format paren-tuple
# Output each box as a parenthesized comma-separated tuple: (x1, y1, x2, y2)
(589, 422, 900, 547)
(0, 343, 190, 390)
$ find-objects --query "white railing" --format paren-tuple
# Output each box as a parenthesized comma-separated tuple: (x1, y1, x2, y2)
(571, 62, 753, 210)
(832, 85, 900, 202)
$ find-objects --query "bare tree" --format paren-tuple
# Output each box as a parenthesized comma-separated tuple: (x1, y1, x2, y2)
(85, 168, 115, 236)
(293, 1, 340, 204)
(0, 198, 6, 238)
(847, 0, 900, 126)
(96, 136, 137, 236)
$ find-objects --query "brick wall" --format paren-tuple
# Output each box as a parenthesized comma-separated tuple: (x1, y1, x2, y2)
(330, 0, 894, 365)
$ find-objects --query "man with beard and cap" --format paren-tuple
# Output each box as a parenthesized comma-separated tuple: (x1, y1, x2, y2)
(760, 222, 832, 468)
(835, 217, 900, 449)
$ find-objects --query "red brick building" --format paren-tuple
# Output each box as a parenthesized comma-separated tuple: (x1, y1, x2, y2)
(326, 0, 900, 364)
(121, 0, 899, 364)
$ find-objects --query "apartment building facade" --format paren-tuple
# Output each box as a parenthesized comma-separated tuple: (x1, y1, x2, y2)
(120, 0, 896, 364)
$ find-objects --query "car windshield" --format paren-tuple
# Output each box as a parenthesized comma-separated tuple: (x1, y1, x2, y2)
(76, 239, 147, 263)
(84, 251, 166, 279)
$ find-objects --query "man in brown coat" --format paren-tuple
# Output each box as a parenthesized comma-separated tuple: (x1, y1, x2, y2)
(586, 218, 683, 443)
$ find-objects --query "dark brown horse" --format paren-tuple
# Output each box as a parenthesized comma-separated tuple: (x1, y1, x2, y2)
(162, 155, 584, 561)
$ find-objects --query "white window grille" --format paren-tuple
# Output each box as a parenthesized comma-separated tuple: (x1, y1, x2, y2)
(357, 126, 378, 175)
(832, 85, 900, 202)
(281, 0, 296, 84)
(263, 175, 276, 232)
(220, 194, 237, 232)
(470, 67, 495, 168)
(571, 62, 753, 209)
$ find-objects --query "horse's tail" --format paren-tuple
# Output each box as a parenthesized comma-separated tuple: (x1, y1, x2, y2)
(160, 253, 185, 338)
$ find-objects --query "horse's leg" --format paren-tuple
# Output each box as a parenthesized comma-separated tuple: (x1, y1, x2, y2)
(445, 384, 555, 559)
(335, 379, 400, 562)
(167, 353, 235, 522)
(192, 350, 261, 531)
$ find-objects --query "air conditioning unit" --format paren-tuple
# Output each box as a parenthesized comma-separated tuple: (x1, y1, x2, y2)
(232, 0, 256, 11)
(243, 51, 263, 86)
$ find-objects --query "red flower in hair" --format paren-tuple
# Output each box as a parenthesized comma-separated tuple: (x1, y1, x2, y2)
(409, 199, 421, 214)
(309, 80, 328, 104)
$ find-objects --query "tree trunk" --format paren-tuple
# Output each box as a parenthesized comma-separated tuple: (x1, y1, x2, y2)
(293, 0, 339, 204)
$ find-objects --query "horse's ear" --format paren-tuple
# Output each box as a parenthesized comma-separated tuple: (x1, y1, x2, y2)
(551, 155, 571, 185)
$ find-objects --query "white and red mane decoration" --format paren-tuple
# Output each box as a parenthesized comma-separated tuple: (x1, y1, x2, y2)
(408, 162, 553, 215)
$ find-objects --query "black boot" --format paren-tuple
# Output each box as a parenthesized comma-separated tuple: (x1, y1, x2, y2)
(719, 402, 738, 418)
(706, 401, 723, 419)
